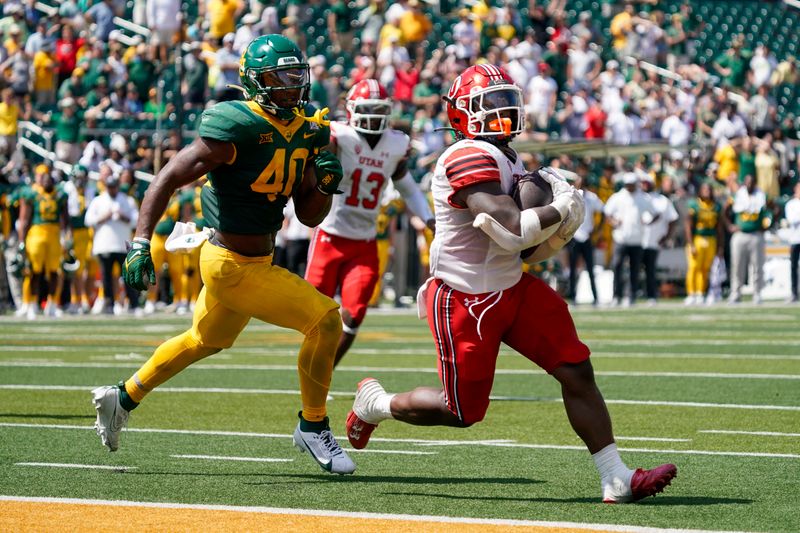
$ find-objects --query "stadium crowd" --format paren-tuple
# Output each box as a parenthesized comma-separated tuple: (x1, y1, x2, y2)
(0, 0, 799, 318)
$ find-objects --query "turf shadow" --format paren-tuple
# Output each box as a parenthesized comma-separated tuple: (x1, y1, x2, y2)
(634, 496, 753, 506)
(382, 493, 753, 506)
(0, 413, 94, 420)
(245, 474, 545, 486)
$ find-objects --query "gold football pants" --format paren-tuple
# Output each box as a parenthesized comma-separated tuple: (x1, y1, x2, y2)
(686, 236, 717, 295)
(125, 242, 341, 422)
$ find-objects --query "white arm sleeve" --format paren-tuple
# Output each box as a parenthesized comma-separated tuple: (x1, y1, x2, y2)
(473, 208, 558, 253)
(394, 173, 433, 222)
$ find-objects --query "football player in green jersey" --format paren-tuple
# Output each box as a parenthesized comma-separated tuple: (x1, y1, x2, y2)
(18, 164, 68, 319)
(91, 35, 355, 474)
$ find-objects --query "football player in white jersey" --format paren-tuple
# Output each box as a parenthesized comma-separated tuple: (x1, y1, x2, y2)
(305, 79, 434, 365)
(345, 64, 677, 503)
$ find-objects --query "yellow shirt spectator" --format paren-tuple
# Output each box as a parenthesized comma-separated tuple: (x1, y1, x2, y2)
(399, 6, 431, 44)
(33, 51, 56, 92)
(208, 0, 241, 40)
(378, 23, 404, 49)
(0, 100, 19, 136)
(714, 144, 739, 183)
(610, 11, 632, 50)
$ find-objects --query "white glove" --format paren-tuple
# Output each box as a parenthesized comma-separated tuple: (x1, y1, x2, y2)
(556, 188, 585, 241)
(538, 167, 577, 220)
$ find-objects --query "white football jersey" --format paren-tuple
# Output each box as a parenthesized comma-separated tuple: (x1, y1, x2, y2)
(320, 122, 409, 240)
(429, 139, 526, 294)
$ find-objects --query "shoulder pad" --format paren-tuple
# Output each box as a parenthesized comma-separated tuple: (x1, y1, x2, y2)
(198, 101, 255, 143)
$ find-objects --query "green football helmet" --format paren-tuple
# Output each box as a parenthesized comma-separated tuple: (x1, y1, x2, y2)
(239, 34, 310, 120)
(70, 164, 88, 186)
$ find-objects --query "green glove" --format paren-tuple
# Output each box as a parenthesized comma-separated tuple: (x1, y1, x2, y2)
(123, 238, 156, 291)
(314, 151, 344, 195)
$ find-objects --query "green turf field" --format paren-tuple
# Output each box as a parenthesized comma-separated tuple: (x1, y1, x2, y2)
(1, 304, 799, 531)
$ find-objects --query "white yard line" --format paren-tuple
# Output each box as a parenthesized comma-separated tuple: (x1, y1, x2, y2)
(14, 462, 135, 471)
(171, 454, 293, 463)
(699, 430, 800, 437)
(341, 448, 437, 455)
(2, 361, 798, 380)
(0, 495, 740, 533)
(1, 423, 797, 460)
(615, 437, 692, 443)
(2, 384, 799, 411)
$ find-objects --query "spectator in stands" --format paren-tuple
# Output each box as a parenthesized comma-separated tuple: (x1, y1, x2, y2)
(0, 44, 30, 99)
(727, 174, 770, 304)
(0, 88, 19, 162)
(526, 62, 557, 132)
(127, 44, 156, 102)
(214, 33, 242, 102)
(399, 0, 431, 51)
(85, 171, 140, 315)
(52, 98, 83, 164)
(182, 42, 208, 109)
(606, 104, 642, 145)
(749, 85, 777, 137)
(3, 24, 23, 57)
(584, 99, 607, 140)
(233, 13, 259, 55)
(609, 3, 635, 56)
(58, 66, 86, 102)
(105, 33, 128, 88)
(640, 174, 679, 305)
(393, 55, 421, 114)
(55, 24, 84, 86)
(665, 14, 687, 71)
(207, 0, 242, 41)
(604, 172, 655, 307)
(85, 0, 118, 42)
(146, 0, 181, 62)
(143, 86, 173, 120)
(452, 9, 478, 64)
(660, 108, 691, 160)
(786, 183, 800, 303)
(567, 37, 601, 93)
(749, 44, 777, 90)
(571, 11, 601, 44)
(24, 18, 52, 57)
(567, 174, 604, 305)
(0, 4, 27, 42)
(328, 0, 356, 54)
(358, 0, 386, 47)
(755, 137, 780, 203)
(123, 84, 144, 118)
(738, 136, 756, 185)
(713, 39, 748, 90)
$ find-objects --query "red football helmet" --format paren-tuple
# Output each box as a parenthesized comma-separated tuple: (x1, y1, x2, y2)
(445, 64, 525, 140)
(346, 79, 392, 134)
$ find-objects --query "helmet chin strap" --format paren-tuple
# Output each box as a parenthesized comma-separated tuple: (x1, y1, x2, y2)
(296, 106, 330, 126)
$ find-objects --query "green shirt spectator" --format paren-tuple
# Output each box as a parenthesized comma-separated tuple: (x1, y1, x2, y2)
(714, 48, 747, 88)
(53, 108, 83, 144)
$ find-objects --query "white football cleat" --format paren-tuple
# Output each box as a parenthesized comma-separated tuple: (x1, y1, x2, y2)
(293, 416, 355, 475)
(91, 384, 129, 452)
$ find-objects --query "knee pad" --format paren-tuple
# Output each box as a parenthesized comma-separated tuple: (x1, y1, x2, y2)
(316, 308, 343, 339)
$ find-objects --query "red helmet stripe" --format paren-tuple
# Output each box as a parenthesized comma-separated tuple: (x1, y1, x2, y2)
(367, 79, 380, 98)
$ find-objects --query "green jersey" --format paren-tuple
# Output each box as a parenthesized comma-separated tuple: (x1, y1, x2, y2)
(687, 198, 720, 237)
(22, 185, 66, 226)
(179, 185, 206, 229)
(68, 187, 88, 230)
(735, 206, 770, 233)
(198, 100, 329, 235)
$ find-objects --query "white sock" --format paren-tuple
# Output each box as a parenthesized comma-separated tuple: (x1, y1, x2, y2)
(356, 380, 395, 423)
(372, 393, 395, 422)
(593, 443, 634, 501)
